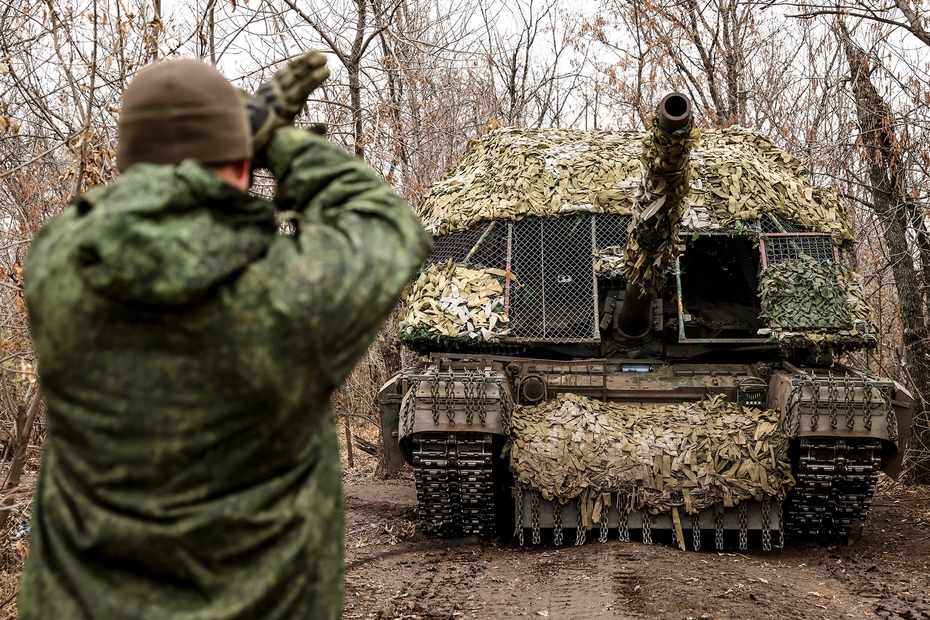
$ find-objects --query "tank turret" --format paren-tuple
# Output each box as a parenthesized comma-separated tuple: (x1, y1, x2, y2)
(615, 93, 695, 345)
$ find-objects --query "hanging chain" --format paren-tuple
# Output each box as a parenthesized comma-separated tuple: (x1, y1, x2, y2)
(787, 379, 805, 438)
(478, 372, 488, 426)
(429, 368, 441, 426)
(843, 373, 856, 430)
(762, 497, 772, 551)
(810, 377, 822, 432)
(531, 489, 541, 545)
(778, 498, 785, 548)
(575, 502, 587, 546)
(642, 510, 652, 545)
(599, 505, 609, 543)
(692, 513, 701, 551)
(827, 371, 839, 430)
(863, 378, 874, 431)
(402, 378, 420, 436)
(880, 385, 898, 443)
(739, 502, 748, 551)
(553, 501, 563, 546)
(463, 370, 475, 425)
(617, 492, 630, 542)
(715, 509, 724, 551)
(498, 378, 512, 434)
(517, 485, 524, 546)
(445, 370, 457, 424)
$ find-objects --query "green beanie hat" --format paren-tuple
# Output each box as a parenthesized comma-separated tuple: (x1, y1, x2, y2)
(117, 59, 253, 171)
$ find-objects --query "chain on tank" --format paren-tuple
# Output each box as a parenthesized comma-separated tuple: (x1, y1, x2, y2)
(783, 369, 892, 541)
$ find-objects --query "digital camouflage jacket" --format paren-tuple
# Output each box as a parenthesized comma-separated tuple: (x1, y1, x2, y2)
(19, 128, 431, 620)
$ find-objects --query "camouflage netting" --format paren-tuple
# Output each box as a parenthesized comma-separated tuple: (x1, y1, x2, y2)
(505, 393, 793, 527)
(594, 246, 625, 278)
(398, 258, 513, 345)
(759, 258, 878, 354)
(416, 126, 851, 241)
(694, 131, 849, 240)
(623, 112, 698, 291)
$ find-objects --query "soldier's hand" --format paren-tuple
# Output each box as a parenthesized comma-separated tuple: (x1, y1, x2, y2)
(247, 51, 330, 158)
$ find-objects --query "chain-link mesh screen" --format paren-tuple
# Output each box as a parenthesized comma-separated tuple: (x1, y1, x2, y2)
(683, 218, 764, 235)
(510, 215, 599, 342)
(468, 221, 509, 270)
(423, 221, 509, 271)
(424, 213, 823, 273)
(682, 215, 816, 236)
(416, 216, 599, 344)
(595, 214, 630, 249)
(763, 235, 837, 266)
(775, 216, 802, 233)
(733, 219, 762, 233)
(423, 222, 494, 268)
(759, 214, 783, 233)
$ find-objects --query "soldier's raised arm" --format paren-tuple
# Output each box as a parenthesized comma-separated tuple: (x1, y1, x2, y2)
(245, 53, 432, 387)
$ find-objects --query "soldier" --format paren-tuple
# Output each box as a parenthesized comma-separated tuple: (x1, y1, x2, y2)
(18, 53, 431, 619)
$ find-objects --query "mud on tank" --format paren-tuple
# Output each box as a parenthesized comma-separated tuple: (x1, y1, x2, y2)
(378, 94, 914, 550)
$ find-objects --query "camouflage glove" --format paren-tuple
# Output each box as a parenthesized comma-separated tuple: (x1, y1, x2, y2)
(246, 51, 330, 159)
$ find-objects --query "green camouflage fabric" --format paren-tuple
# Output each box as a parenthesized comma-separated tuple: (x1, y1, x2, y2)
(758, 257, 877, 355)
(19, 127, 432, 620)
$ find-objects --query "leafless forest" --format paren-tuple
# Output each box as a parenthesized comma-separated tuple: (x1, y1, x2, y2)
(1, 0, 930, 616)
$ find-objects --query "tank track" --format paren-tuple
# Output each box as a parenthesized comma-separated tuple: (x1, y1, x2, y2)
(410, 431, 496, 537)
(786, 436, 882, 541)
(410, 433, 884, 544)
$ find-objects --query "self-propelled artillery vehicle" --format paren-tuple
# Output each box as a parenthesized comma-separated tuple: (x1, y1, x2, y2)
(378, 94, 913, 550)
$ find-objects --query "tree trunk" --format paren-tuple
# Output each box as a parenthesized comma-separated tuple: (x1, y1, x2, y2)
(0, 386, 41, 532)
(841, 26, 930, 482)
(349, 0, 367, 159)
(147, 0, 161, 63)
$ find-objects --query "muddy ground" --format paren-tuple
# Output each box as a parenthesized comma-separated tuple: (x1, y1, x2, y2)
(342, 473, 930, 620)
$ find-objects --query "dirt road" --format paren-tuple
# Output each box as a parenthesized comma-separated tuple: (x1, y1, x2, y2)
(343, 475, 930, 620)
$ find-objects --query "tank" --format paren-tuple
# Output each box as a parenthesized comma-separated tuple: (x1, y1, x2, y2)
(377, 93, 914, 550)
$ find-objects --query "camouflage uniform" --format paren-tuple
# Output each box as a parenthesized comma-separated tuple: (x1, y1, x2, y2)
(19, 127, 431, 619)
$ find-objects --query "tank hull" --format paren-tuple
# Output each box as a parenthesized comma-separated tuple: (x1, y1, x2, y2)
(378, 354, 912, 547)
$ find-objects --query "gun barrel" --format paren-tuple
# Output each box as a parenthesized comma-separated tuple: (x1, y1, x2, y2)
(615, 93, 694, 344)
(657, 93, 692, 133)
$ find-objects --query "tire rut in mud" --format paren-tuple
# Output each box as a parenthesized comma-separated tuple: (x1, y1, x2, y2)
(342, 479, 930, 620)
(526, 543, 644, 619)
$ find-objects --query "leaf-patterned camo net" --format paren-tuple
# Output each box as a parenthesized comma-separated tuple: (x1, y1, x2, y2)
(415, 125, 851, 241)
(398, 259, 513, 343)
(505, 393, 794, 527)
(623, 112, 697, 292)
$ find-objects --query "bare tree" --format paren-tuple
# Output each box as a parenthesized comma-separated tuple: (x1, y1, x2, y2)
(834, 19, 930, 481)
(265, 0, 401, 158)
(476, 0, 588, 127)
(368, 0, 485, 198)
(790, 0, 930, 47)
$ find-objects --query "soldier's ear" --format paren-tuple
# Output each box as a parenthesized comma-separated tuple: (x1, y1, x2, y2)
(211, 159, 252, 191)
